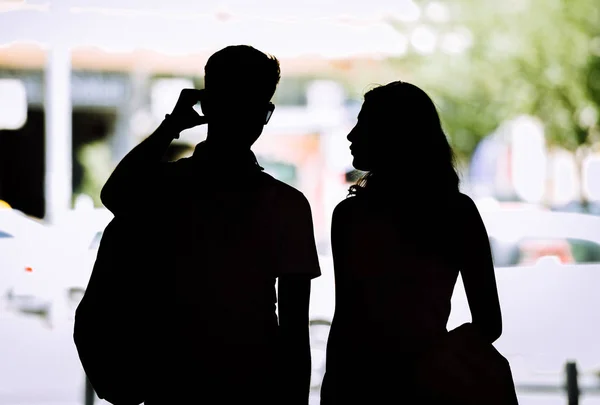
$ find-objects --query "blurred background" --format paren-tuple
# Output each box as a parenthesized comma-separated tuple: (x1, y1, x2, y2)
(1, 0, 600, 404)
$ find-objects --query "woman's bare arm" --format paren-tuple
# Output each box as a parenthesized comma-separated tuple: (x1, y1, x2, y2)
(323, 200, 353, 374)
(459, 195, 503, 342)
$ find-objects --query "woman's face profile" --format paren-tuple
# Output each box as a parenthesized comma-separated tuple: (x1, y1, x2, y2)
(347, 100, 379, 171)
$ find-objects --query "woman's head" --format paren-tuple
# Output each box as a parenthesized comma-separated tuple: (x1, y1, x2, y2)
(348, 81, 459, 195)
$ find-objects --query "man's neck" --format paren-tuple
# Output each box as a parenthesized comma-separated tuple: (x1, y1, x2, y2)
(204, 138, 251, 155)
(193, 139, 261, 172)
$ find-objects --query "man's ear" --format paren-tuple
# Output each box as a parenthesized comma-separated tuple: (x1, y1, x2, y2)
(265, 103, 275, 124)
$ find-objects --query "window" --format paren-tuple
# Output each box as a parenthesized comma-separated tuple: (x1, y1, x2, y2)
(489, 237, 520, 267)
(568, 238, 600, 263)
(89, 231, 103, 250)
(489, 237, 600, 266)
(0, 230, 13, 238)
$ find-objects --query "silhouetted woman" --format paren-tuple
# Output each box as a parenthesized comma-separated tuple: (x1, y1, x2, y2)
(320, 81, 502, 404)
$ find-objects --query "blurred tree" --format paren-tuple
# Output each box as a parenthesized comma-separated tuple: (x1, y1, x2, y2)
(379, 0, 600, 158)
(76, 141, 113, 207)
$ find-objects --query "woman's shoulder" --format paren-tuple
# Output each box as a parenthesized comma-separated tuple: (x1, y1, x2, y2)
(333, 195, 363, 218)
(452, 193, 485, 221)
(451, 193, 488, 239)
(454, 192, 477, 210)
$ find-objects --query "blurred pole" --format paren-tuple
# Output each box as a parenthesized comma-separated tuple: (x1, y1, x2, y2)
(85, 375, 96, 405)
(112, 71, 147, 165)
(44, 45, 72, 224)
(566, 361, 579, 405)
(84, 375, 95, 405)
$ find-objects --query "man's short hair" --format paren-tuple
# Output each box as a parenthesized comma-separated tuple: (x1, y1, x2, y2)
(204, 45, 281, 104)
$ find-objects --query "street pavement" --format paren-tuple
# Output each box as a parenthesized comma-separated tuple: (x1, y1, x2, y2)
(1, 308, 598, 405)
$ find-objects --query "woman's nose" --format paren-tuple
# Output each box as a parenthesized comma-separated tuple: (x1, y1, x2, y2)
(347, 126, 357, 142)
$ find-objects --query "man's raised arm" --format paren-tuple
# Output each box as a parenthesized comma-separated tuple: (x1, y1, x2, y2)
(101, 89, 207, 215)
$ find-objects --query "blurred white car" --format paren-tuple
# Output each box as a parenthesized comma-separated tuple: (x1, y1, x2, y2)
(0, 206, 115, 326)
(0, 208, 66, 323)
(448, 209, 600, 389)
(52, 208, 113, 309)
(474, 199, 600, 266)
(308, 208, 600, 393)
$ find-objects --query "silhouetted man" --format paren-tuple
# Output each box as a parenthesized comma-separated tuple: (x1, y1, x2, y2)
(100, 45, 321, 405)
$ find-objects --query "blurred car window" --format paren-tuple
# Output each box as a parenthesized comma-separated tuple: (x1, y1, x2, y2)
(489, 237, 600, 267)
(88, 231, 103, 250)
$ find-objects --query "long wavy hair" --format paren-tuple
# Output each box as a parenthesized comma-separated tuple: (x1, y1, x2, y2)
(349, 81, 460, 201)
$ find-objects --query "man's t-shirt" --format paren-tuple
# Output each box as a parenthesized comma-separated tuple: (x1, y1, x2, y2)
(107, 142, 322, 362)
(172, 163, 322, 345)
(100, 141, 321, 402)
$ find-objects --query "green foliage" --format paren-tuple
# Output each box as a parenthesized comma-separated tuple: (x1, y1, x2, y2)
(76, 141, 113, 207)
(386, 0, 600, 158)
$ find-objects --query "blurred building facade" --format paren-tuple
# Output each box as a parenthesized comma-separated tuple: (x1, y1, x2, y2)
(1, 1, 599, 249)
(0, 43, 362, 251)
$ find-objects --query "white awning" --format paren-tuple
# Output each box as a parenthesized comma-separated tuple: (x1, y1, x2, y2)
(0, 0, 421, 59)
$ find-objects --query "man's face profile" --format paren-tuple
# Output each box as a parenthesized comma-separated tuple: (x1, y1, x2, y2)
(201, 45, 280, 147)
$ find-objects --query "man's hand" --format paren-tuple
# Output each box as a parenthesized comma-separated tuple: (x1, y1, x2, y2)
(169, 89, 208, 132)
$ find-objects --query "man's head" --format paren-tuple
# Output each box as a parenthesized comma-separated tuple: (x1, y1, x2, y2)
(202, 45, 280, 148)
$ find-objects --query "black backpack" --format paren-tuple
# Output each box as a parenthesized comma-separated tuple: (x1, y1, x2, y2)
(74, 154, 274, 404)
(73, 212, 165, 405)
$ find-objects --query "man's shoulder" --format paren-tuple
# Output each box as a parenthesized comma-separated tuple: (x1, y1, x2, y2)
(258, 173, 310, 210)
(259, 173, 304, 198)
